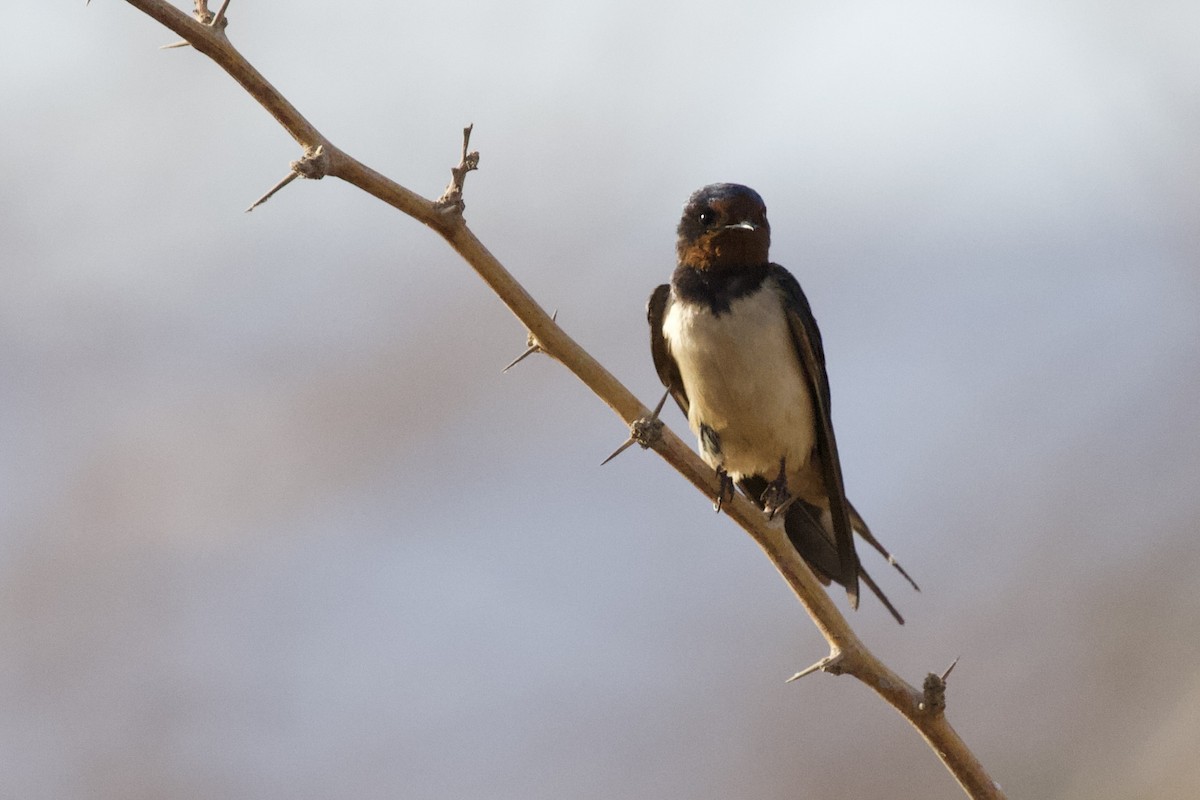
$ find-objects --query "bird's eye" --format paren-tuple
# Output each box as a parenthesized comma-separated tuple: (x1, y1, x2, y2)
(698, 208, 717, 226)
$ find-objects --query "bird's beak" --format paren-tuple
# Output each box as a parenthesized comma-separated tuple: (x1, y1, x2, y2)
(723, 221, 758, 232)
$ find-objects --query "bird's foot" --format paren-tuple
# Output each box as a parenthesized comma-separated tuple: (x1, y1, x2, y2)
(713, 468, 735, 512)
(760, 458, 795, 519)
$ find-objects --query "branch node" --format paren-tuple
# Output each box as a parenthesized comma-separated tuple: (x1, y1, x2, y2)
(161, 1, 231, 50)
(245, 146, 327, 212)
(435, 124, 480, 213)
(502, 310, 556, 373)
(786, 650, 846, 683)
(291, 145, 329, 179)
(192, 0, 230, 31)
(918, 657, 959, 715)
(601, 390, 670, 465)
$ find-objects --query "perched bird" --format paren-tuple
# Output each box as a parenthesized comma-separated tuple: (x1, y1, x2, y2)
(648, 183, 917, 623)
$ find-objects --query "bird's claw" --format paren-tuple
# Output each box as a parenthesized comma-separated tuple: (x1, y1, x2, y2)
(760, 458, 793, 519)
(713, 469, 735, 512)
(762, 486, 788, 519)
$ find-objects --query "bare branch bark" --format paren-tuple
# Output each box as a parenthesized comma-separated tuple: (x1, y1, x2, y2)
(110, 2, 1005, 798)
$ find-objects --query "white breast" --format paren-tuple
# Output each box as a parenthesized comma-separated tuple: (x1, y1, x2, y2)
(661, 280, 815, 480)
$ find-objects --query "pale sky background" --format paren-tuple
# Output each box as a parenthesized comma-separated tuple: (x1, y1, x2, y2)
(4, 2, 1200, 798)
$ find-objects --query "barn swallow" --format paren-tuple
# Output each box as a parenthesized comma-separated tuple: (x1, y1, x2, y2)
(648, 183, 917, 623)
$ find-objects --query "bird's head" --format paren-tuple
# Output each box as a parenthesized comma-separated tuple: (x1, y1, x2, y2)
(676, 183, 771, 270)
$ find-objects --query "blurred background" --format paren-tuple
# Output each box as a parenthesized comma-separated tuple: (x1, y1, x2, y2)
(4, 1, 1199, 798)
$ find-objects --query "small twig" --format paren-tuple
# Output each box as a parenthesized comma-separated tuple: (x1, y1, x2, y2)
(600, 389, 669, 465)
(435, 124, 480, 213)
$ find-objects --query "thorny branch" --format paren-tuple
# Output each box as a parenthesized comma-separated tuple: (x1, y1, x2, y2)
(104, 2, 1006, 798)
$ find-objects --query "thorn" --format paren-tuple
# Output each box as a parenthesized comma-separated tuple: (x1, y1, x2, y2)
(648, 387, 669, 417)
(244, 146, 328, 212)
(601, 389, 669, 466)
(212, 0, 232, 27)
(713, 469, 734, 512)
(600, 437, 636, 466)
(245, 171, 298, 212)
(502, 310, 556, 373)
(941, 656, 960, 682)
(785, 661, 825, 683)
(160, 40, 192, 50)
(786, 651, 844, 683)
(502, 345, 539, 373)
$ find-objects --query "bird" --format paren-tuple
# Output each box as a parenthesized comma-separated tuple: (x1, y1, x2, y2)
(647, 183, 917, 623)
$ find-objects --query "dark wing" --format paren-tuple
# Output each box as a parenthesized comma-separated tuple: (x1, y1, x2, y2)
(647, 284, 690, 417)
(769, 264, 861, 608)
